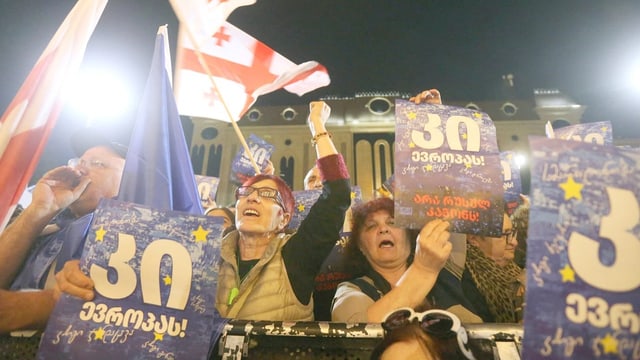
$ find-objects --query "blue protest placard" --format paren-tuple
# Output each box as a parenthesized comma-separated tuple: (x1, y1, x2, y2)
(38, 199, 225, 360)
(195, 174, 221, 210)
(523, 136, 640, 359)
(394, 100, 504, 236)
(230, 133, 274, 184)
(551, 120, 613, 145)
(501, 151, 523, 215)
(288, 186, 362, 232)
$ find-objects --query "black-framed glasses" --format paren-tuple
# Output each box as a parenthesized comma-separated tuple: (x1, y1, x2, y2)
(382, 308, 476, 360)
(235, 186, 285, 210)
(502, 229, 518, 244)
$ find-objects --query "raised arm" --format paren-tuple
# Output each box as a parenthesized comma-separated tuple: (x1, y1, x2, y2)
(308, 101, 337, 159)
(332, 219, 452, 323)
(0, 166, 90, 288)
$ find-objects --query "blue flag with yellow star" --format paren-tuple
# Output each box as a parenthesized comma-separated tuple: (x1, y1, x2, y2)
(38, 199, 225, 359)
(393, 99, 504, 236)
(523, 136, 640, 359)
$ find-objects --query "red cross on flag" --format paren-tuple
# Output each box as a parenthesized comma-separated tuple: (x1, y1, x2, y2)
(174, 21, 331, 122)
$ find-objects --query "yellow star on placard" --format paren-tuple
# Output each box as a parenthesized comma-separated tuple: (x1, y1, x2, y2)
(163, 275, 172, 285)
(559, 175, 583, 200)
(93, 327, 105, 341)
(424, 164, 433, 172)
(297, 203, 305, 212)
(461, 133, 468, 140)
(154, 332, 164, 341)
(95, 226, 107, 242)
(600, 333, 619, 354)
(350, 191, 356, 200)
(559, 264, 576, 282)
(473, 112, 482, 118)
(601, 126, 608, 133)
(464, 162, 472, 168)
(409, 142, 415, 148)
(407, 111, 417, 120)
(192, 225, 210, 243)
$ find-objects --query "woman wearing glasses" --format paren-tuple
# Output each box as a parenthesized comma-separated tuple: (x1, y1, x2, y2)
(55, 101, 351, 322)
(462, 212, 525, 323)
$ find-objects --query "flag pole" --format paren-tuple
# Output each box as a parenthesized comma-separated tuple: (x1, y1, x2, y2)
(171, 15, 261, 175)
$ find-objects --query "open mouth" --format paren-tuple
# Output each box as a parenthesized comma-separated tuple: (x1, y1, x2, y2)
(379, 240, 394, 248)
(243, 209, 259, 217)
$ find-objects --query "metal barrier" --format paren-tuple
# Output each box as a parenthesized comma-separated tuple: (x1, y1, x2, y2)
(0, 321, 523, 359)
(213, 320, 523, 360)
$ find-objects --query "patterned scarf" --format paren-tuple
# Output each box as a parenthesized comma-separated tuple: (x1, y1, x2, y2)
(465, 243, 524, 322)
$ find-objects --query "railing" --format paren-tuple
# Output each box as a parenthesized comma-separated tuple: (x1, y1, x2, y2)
(1, 321, 524, 360)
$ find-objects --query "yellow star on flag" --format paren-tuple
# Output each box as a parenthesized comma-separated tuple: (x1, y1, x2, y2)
(192, 225, 210, 243)
(154, 332, 165, 341)
(407, 111, 417, 120)
(559, 264, 576, 282)
(600, 334, 619, 354)
(163, 275, 172, 285)
(297, 203, 306, 212)
(559, 175, 583, 200)
(95, 226, 107, 242)
(93, 327, 105, 341)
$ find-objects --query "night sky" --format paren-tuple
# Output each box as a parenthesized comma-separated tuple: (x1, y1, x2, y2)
(1, 0, 639, 177)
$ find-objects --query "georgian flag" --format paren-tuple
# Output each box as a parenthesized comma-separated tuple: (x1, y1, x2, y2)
(174, 20, 331, 122)
(0, 0, 108, 231)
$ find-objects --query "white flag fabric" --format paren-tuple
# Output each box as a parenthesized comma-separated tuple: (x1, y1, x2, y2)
(174, 21, 331, 122)
(168, 0, 256, 48)
(0, 0, 108, 231)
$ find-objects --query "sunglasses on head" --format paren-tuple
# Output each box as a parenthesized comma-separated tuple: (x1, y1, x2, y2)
(382, 308, 476, 360)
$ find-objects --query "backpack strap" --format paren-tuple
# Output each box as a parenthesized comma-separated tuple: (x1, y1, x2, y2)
(348, 277, 384, 301)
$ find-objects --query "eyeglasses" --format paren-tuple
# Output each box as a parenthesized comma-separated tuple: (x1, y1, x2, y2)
(502, 229, 518, 244)
(382, 308, 476, 360)
(235, 186, 285, 210)
(67, 158, 108, 169)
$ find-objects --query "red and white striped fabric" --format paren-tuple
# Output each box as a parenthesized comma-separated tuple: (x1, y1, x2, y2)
(174, 21, 331, 122)
(0, 0, 108, 231)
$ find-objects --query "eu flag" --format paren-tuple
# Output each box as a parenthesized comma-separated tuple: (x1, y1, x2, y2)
(117, 26, 203, 215)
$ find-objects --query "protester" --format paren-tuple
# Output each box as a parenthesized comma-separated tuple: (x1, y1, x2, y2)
(331, 197, 458, 323)
(304, 165, 323, 190)
(427, 211, 524, 323)
(0, 131, 126, 333)
(205, 206, 236, 235)
(370, 306, 480, 360)
(56, 101, 351, 321)
(465, 212, 525, 322)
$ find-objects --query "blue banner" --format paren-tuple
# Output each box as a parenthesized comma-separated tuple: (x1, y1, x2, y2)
(523, 136, 640, 359)
(38, 199, 225, 360)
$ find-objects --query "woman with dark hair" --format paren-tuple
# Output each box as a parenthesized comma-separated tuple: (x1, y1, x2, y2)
(56, 101, 351, 321)
(331, 197, 453, 323)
